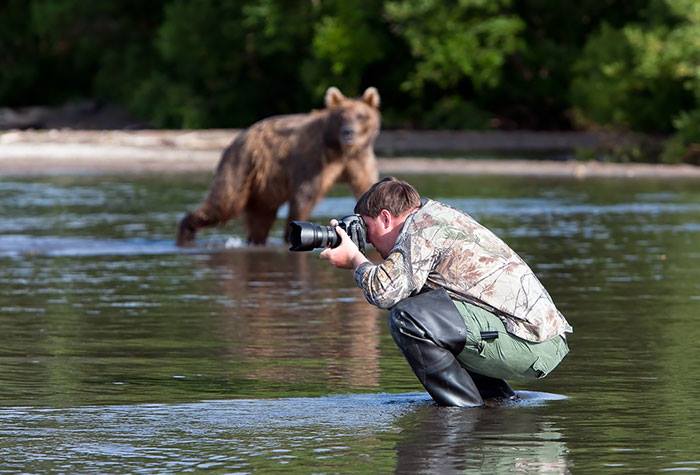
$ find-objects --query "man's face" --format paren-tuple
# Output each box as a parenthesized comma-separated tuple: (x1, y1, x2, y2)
(361, 213, 395, 258)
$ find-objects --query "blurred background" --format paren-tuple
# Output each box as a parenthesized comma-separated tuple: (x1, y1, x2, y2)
(1, 0, 699, 163)
(2, 3, 700, 471)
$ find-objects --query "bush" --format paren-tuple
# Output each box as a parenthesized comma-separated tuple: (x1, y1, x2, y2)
(570, 23, 692, 133)
(571, 0, 700, 162)
(421, 96, 490, 130)
(662, 110, 700, 163)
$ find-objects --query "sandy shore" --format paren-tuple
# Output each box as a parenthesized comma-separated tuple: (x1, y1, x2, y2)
(1, 129, 699, 178)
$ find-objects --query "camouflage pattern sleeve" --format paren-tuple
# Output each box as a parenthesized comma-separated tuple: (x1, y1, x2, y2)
(353, 226, 435, 308)
(353, 199, 572, 341)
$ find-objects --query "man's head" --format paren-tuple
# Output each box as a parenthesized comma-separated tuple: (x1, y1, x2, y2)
(354, 177, 421, 258)
(354, 177, 421, 218)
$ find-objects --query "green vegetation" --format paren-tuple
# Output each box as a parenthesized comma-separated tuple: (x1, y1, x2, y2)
(0, 0, 698, 162)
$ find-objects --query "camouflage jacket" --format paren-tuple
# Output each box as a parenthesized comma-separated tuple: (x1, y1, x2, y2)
(354, 199, 572, 342)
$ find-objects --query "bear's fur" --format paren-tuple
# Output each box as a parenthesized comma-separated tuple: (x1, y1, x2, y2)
(177, 87, 381, 246)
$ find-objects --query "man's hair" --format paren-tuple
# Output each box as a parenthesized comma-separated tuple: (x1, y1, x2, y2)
(354, 177, 421, 217)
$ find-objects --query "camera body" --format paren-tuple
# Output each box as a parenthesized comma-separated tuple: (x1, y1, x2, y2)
(288, 214, 367, 253)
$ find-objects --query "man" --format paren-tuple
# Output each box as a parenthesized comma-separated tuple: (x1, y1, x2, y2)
(320, 177, 572, 407)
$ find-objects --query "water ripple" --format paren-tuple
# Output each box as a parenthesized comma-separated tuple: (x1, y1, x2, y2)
(0, 235, 184, 258)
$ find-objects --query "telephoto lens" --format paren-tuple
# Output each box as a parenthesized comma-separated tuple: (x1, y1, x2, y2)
(288, 214, 366, 253)
(287, 222, 339, 251)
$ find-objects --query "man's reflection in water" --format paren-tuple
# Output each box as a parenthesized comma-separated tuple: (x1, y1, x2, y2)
(394, 403, 569, 474)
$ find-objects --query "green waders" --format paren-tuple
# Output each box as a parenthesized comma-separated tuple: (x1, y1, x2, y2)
(454, 300, 569, 381)
(389, 289, 569, 407)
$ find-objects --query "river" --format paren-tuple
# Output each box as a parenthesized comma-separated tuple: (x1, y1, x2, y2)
(1, 173, 699, 472)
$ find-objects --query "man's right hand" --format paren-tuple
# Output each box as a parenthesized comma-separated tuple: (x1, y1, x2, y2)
(319, 225, 369, 270)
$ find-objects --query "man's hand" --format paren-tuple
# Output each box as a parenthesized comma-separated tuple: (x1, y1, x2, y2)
(320, 223, 369, 270)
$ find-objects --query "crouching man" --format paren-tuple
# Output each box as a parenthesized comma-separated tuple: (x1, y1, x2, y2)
(320, 177, 572, 407)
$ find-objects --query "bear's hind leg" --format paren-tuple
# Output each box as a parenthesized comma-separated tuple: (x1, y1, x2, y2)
(177, 213, 198, 246)
(177, 175, 250, 246)
(176, 204, 224, 246)
(177, 195, 246, 246)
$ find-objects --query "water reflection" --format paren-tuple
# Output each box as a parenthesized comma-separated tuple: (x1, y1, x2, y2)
(394, 398, 569, 474)
(0, 392, 568, 473)
(0, 245, 390, 406)
(201, 250, 383, 390)
(0, 235, 180, 258)
(2, 174, 700, 472)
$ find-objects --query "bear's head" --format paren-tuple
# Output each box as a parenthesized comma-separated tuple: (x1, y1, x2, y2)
(323, 87, 381, 155)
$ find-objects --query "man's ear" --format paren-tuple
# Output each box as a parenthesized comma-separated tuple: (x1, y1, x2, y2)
(379, 209, 392, 228)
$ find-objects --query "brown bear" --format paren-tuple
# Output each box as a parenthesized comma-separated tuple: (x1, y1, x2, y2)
(177, 87, 381, 246)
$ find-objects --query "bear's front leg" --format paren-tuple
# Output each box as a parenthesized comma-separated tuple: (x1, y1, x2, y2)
(289, 163, 345, 221)
(244, 198, 279, 245)
(344, 152, 379, 198)
(286, 180, 326, 242)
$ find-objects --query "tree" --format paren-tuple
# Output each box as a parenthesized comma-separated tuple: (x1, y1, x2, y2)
(570, 0, 700, 161)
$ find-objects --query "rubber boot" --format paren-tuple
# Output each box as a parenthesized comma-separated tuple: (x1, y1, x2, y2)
(389, 306, 484, 407)
(467, 370, 516, 400)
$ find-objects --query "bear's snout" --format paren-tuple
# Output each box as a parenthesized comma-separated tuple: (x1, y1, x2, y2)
(340, 125, 356, 145)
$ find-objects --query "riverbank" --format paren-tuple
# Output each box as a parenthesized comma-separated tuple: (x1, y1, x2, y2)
(2, 129, 699, 178)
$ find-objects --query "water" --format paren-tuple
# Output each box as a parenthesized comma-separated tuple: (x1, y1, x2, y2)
(1, 172, 700, 473)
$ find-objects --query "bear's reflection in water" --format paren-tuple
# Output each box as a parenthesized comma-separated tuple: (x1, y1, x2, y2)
(201, 248, 383, 390)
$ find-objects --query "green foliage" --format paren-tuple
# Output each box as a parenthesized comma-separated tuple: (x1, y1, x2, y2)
(128, 72, 205, 129)
(662, 110, 700, 163)
(488, 0, 651, 129)
(421, 96, 491, 130)
(0, 1, 42, 106)
(385, 0, 524, 94)
(144, 0, 316, 127)
(1, 0, 699, 161)
(570, 21, 695, 132)
(22, 1, 164, 105)
(305, 0, 386, 97)
(570, 0, 700, 161)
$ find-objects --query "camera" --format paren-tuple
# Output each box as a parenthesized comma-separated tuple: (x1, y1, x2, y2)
(288, 214, 367, 254)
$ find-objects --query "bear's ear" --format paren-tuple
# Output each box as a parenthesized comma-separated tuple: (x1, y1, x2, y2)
(362, 87, 380, 109)
(325, 87, 345, 108)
